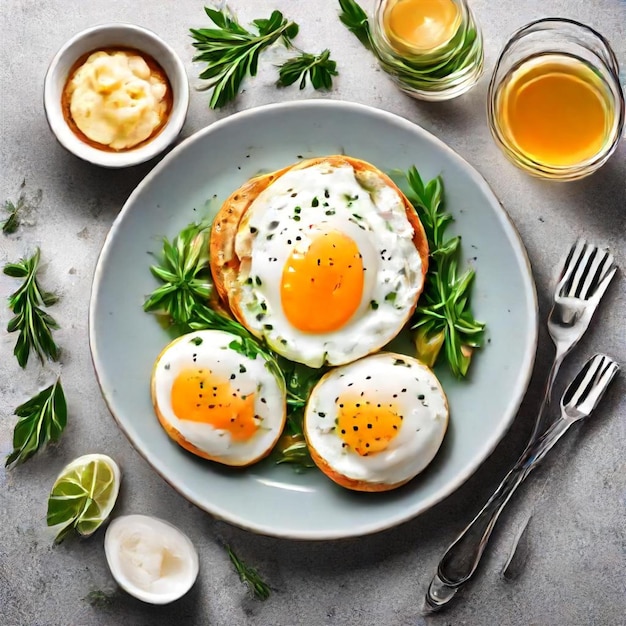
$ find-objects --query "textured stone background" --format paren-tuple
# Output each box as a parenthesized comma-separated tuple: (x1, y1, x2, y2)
(1, 1, 624, 625)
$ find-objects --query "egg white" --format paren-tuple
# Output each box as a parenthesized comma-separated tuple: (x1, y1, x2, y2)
(151, 329, 286, 466)
(304, 352, 449, 487)
(233, 162, 424, 367)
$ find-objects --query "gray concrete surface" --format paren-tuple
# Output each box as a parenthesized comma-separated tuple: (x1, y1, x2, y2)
(1, 1, 625, 625)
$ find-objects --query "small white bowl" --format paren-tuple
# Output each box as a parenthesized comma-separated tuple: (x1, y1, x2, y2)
(44, 23, 189, 168)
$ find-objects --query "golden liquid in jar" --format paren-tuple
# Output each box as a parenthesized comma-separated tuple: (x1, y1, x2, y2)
(383, 0, 462, 53)
(494, 53, 613, 168)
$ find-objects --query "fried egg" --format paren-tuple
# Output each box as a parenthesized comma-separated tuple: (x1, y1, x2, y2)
(151, 330, 286, 466)
(304, 352, 449, 491)
(216, 157, 428, 368)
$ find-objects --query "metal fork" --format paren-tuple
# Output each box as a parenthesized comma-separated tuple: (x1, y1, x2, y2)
(529, 240, 617, 442)
(425, 354, 620, 611)
(424, 241, 617, 611)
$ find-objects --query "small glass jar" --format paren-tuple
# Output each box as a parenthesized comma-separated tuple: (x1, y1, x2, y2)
(487, 18, 625, 181)
(371, 0, 484, 101)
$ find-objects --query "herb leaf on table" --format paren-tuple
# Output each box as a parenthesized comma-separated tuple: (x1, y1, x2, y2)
(338, 0, 373, 49)
(277, 49, 338, 90)
(4, 248, 60, 367)
(2, 196, 24, 234)
(226, 545, 271, 600)
(190, 7, 300, 108)
(5, 379, 67, 468)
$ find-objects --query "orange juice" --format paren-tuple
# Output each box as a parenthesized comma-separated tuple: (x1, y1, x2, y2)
(495, 54, 613, 167)
(383, 0, 462, 53)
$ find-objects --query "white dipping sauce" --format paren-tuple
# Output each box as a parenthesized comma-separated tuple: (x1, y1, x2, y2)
(104, 514, 199, 604)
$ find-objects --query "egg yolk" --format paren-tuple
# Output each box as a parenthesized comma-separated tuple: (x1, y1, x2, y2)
(280, 231, 364, 333)
(337, 396, 402, 456)
(170, 369, 257, 442)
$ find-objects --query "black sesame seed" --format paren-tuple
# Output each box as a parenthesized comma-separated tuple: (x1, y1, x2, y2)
(312, 197, 319, 207)
(268, 220, 279, 230)
(249, 226, 257, 234)
(324, 189, 330, 198)
(341, 429, 346, 434)
(418, 394, 425, 400)
(255, 276, 262, 286)
(319, 412, 326, 417)
(353, 425, 359, 431)
(230, 374, 236, 380)
(239, 364, 247, 373)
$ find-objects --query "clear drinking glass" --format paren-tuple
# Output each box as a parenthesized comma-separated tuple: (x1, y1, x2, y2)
(487, 18, 625, 180)
(370, 0, 483, 101)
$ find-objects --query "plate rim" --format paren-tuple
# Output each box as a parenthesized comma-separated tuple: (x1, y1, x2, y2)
(89, 99, 539, 540)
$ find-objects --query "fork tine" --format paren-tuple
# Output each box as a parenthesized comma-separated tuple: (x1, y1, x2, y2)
(557, 240, 587, 295)
(577, 357, 620, 415)
(578, 250, 615, 300)
(564, 354, 606, 408)
(566, 243, 595, 298)
(588, 261, 617, 305)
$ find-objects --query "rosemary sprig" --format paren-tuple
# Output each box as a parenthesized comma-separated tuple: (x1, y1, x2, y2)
(277, 49, 338, 90)
(399, 167, 485, 377)
(5, 379, 67, 467)
(143, 220, 213, 328)
(190, 7, 299, 108)
(338, 0, 373, 49)
(4, 249, 60, 368)
(226, 545, 271, 600)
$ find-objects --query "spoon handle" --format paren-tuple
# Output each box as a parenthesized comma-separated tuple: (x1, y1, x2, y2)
(425, 415, 572, 611)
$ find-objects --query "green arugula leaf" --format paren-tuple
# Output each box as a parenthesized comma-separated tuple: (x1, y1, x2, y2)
(190, 7, 300, 108)
(277, 49, 338, 90)
(4, 249, 60, 368)
(6, 379, 67, 467)
(338, 0, 373, 49)
(395, 167, 485, 377)
(226, 545, 271, 600)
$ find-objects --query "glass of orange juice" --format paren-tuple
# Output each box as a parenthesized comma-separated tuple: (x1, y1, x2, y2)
(371, 0, 483, 100)
(488, 18, 625, 180)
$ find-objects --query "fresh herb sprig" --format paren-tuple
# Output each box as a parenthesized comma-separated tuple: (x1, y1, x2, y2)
(226, 545, 271, 600)
(4, 249, 60, 368)
(400, 167, 485, 377)
(143, 220, 213, 328)
(5, 379, 67, 468)
(277, 49, 338, 90)
(2, 195, 25, 234)
(191, 7, 299, 108)
(338, 0, 373, 49)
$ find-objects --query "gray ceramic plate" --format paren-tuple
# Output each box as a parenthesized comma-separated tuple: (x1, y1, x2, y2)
(89, 100, 538, 540)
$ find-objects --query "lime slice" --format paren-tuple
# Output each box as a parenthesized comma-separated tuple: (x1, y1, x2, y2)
(46, 453, 121, 543)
